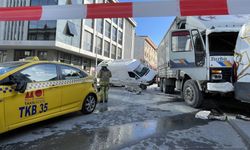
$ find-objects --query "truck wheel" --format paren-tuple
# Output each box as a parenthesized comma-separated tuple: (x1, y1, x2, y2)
(81, 94, 97, 114)
(183, 80, 203, 108)
(140, 84, 147, 90)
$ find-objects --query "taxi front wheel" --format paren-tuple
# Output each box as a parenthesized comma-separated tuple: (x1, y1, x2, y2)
(81, 94, 97, 114)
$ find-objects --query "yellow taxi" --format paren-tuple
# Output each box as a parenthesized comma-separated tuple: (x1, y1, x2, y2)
(0, 57, 98, 134)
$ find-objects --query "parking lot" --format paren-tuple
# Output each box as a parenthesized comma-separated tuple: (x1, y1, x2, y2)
(0, 85, 250, 149)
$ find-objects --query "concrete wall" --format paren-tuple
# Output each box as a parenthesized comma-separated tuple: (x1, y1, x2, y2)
(123, 19, 135, 59)
(134, 37, 145, 61)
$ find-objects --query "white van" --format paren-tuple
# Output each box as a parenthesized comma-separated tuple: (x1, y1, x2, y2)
(98, 59, 156, 90)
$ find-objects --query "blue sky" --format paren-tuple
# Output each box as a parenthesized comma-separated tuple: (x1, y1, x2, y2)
(119, 0, 175, 46)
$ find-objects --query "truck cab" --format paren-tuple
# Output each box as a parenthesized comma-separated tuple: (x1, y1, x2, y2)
(158, 16, 250, 108)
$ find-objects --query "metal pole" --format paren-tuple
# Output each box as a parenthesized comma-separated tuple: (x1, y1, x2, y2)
(95, 49, 98, 78)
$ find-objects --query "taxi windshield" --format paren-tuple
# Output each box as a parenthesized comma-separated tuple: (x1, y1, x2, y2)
(0, 62, 27, 75)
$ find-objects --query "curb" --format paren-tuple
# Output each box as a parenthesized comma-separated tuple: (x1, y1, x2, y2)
(228, 119, 250, 149)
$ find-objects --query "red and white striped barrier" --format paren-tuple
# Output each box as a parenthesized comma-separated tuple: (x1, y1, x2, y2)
(0, 0, 250, 21)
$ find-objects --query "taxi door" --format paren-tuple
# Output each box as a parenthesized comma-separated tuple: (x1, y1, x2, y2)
(3, 64, 61, 129)
(0, 86, 6, 133)
(59, 65, 88, 111)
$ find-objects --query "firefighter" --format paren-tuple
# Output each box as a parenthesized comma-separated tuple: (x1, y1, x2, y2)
(97, 63, 112, 103)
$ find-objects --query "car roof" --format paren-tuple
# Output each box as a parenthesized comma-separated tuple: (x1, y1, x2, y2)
(0, 60, 87, 81)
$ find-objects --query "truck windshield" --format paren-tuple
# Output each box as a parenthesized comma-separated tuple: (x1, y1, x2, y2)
(134, 64, 149, 77)
(0, 62, 27, 75)
(209, 32, 238, 55)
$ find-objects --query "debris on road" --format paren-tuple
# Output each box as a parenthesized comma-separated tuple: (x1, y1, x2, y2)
(195, 111, 211, 120)
(125, 86, 142, 95)
(236, 115, 250, 121)
(195, 110, 227, 121)
(208, 115, 227, 121)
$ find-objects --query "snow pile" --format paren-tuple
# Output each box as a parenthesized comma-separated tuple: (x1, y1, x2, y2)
(195, 111, 211, 120)
(195, 111, 227, 121)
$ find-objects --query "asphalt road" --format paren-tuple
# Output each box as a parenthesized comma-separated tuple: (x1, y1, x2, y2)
(0, 85, 249, 150)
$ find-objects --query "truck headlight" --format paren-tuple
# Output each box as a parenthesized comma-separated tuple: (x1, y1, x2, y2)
(211, 74, 223, 80)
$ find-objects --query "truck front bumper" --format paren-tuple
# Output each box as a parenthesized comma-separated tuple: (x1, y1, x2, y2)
(207, 82, 234, 93)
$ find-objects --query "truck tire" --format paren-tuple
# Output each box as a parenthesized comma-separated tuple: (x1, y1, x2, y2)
(182, 80, 203, 108)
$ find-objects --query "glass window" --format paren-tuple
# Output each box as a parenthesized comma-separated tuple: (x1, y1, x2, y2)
(65, 21, 78, 36)
(84, 30, 93, 52)
(0, 51, 7, 63)
(95, 36, 103, 55)
(28, 0, 57, 41)
(31, 0, 58, 6)
(118, 18, 123, 28)
(96, 19, 103, 33)
(96, 0, 104, 3)
(61, 65, 87, 80)
(171, 31, 193, 52)
(37, 51, 48, 60)
(83, 58, 91, 72)
(59, 52, 71, 64)
(111, 45, 116, 59)
(31, 0, 41, 5)
(14, 50, 34, 61)
(105, 21, 111, 38)
(112, 27, 117, 41)
(134, 64, 149, 77)
(17, 64, 58, 83)
(104, 41, 110, 57)
(117, 47, 122, 59)
(192, 30, 205, 52)
(0, 62, 27, 76)
(28, 20, 56, 40)
(85, 0, 94, 4)
(85, 19, 94, 28)
(47, 0, 58, 5)
(118, 31, 123, 45)
(113, 18, 118, 25)
(71, 55, 82, 66)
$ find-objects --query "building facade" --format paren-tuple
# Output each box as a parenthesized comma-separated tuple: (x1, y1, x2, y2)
(134, 36, 157, 70)
(0, 0, 136, 75)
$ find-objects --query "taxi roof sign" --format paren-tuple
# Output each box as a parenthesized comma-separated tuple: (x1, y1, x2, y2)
(20, 56, 40, 61)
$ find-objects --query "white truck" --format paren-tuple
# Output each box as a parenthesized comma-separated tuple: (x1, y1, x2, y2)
(98, 59, 156, 90)
(158, 15, 250, 108)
